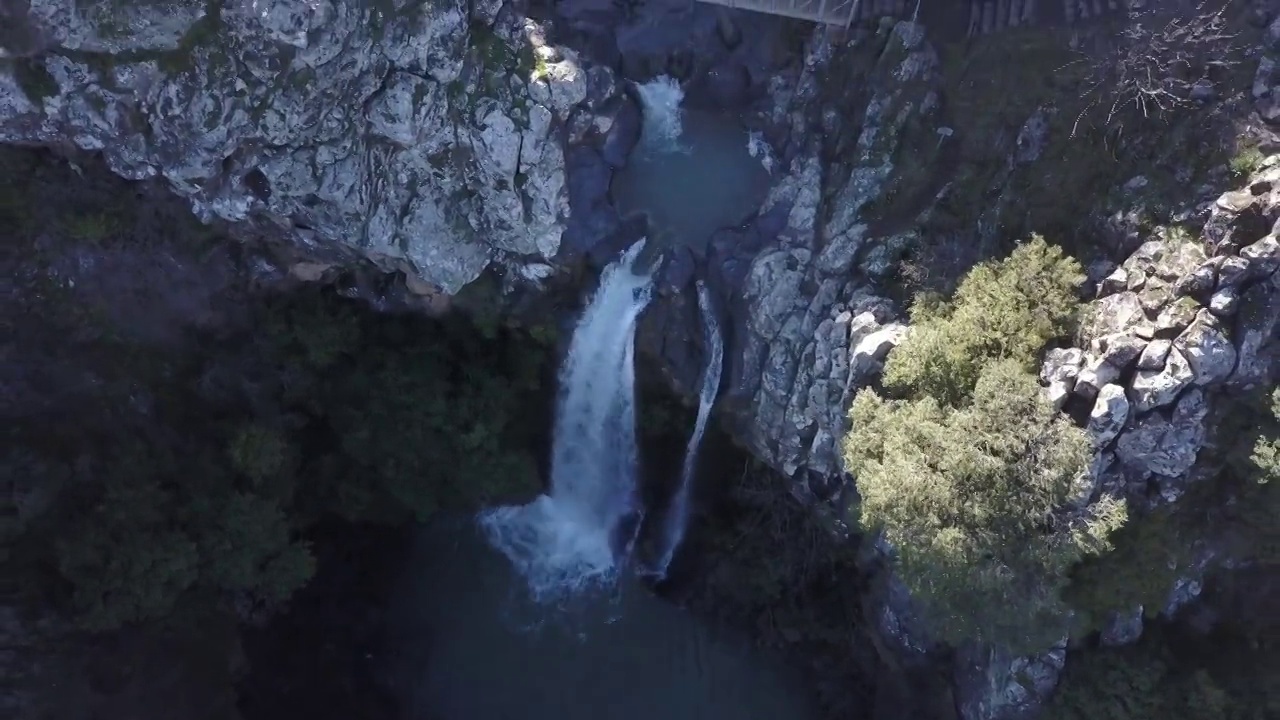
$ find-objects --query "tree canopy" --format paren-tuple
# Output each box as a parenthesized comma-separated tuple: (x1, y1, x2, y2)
(844, 237, 1124, 650)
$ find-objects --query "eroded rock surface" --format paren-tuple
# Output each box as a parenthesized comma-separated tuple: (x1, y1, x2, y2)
(1, 0, 609, 294)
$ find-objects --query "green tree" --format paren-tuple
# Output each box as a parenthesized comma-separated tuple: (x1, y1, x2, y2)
(844, 237, 1124, 650)
(884, 235, 1084, 405)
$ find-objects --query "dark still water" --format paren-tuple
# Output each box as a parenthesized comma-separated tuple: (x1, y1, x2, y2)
(611, 107, 771, 253)
(387, 520, 817, 720)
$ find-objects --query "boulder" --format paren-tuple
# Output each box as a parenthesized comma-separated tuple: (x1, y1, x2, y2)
(1155, 296, 1201, 337)
(853, 322, 909, 371)
(1229, 279, 1280, 387)
(1115, 389, 1208, 479)
(1130, 346, 1195, 413)
(1088, 384, 1130, 447)
(1216, 255, 1252, 287)
(1136, 339, 1172, 371)
(1073, 353, 1120, 401)
(1089, 292, 1147, 337)
(1174, 311, 1238, 385)
(1209, 286, 1240, 316)
(1099, 606, 1145, 647)
(1090, 333, 1148, 370)
(1041, 347, 1084, 410)
(1240, 235, 1280, 278)
(1174, 263, 1217, 298)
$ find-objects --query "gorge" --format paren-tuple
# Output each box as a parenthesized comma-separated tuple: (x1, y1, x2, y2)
(3, 1, 1280, 720)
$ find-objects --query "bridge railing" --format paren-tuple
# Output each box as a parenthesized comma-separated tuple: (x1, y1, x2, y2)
(694, 0, 863, 27)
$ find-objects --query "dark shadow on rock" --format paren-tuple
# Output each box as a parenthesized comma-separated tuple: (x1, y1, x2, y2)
(601, 92, 642, 168)
(562, 145, 621, 257)
(704, 202, 790, 405)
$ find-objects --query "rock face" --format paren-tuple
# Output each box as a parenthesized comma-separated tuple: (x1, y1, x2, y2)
(708, 23, 938, 487)
(1, 0, 608, 294)
(1054, 167, 1280, 513)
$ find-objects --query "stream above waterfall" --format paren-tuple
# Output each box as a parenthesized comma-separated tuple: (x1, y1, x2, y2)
(612, 78, 772, 252)
(388, 519, 818, 720)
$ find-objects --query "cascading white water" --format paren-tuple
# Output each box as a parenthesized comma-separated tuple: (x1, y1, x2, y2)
(746, 130, 775, 175)
(634, 76, 688, 154)
(479, 240, 654, 602)
(649, 280, 724, 579)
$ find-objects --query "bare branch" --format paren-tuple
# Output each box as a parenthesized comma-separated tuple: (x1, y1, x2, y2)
(1070, 2, 1243, 139)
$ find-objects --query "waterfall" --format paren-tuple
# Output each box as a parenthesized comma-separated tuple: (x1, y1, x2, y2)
(480, 240, 654, 602)
(634, 76, 687, 154)
(746, 130, 775, 175)
(649, 280, 724, 579)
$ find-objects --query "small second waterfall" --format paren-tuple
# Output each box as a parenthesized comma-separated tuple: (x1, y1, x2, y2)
(649, 281, 724, 579)
(634, 76, 687, 154)
(480, 241, 654, 602)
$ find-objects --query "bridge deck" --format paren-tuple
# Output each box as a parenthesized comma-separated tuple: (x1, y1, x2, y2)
(695, 0, 864, 27)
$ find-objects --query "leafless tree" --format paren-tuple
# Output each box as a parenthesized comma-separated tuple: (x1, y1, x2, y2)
(1069, 2, 1244, 139)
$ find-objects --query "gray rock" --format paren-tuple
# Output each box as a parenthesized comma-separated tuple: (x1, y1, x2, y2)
(1115, 389, 1208, 478)
(734, 22, 942, 478)
(1090, 333, 1148, 370)
(1155, 296, 1201, 337)
(1163, 577, 1204, 617)
(1254, 55, 1277, 100)
(1098, 266, 1130, 296)
(954, 641, 1067, 720)
(1216, 189, 1258, 213)
(1217, 255, 1252, 287)
(1123, 238, 1208, 282)
(1041, 347, 1085, 384)
(1175, 263, 1217, 297)
(1074, 353, 1120, 401)
(1130, 346, 1195, 413)
(1139, 282, 1175, 315)
(28, 0, 207, 54)
(1099, 606, 1145, 647)
(0, 0, 596, 294)
(1089, 292, 1147, 337)
(1240, 234, 1280, 277)
(1136, 339, 1172, 371)
(1209, 286, 1240, 316)
(854, 323, 909, 368)
(1174, 311, 1238, 385)
(1088, 384, 1130, 447)
(1189, 78, 1217, 103)
(1041, 347, 1084, 410)
(1229, 278, 1280, 387)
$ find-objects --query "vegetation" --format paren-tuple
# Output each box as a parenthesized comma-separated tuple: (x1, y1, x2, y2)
(1063, 386, 1280, 633)
(1045, 621, 1279, 720)
(844, 237, 1126, 651)
(1069, 3, 1243, 139)
(10, 257, 550, 631)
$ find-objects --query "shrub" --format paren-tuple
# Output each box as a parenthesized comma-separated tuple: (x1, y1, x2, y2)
(884, 236, 1084, 406)
(844, 237, 1123, 650)
(54, 446, 315, 631)
(1045, 626, 1279, 720)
